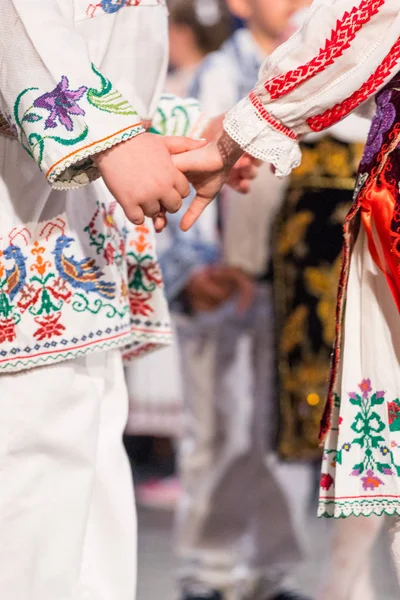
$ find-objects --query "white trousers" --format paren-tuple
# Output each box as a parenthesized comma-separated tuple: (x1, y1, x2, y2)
(175, 286, 304, 599)
(0, 350, 136, 600)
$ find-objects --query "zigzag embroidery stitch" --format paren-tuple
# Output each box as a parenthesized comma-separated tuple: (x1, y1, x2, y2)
(264, 0, 384, 100)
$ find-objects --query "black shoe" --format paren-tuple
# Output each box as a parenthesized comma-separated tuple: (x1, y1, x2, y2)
(270, 592, 312, 600)
(182, 591, 223, 600)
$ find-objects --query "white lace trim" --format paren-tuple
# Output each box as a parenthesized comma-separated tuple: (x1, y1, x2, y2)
(48, 124, 145, 190)
(223, 96, 302, 179)
(318, 498, 400, 518)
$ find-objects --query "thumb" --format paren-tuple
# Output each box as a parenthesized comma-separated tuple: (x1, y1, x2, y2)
(163, 136, 207, 155)
(180, 194, 211, 231)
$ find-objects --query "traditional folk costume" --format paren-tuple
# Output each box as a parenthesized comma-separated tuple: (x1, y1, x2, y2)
(0, 2, 205, 598)
(273, 116, 369, 462)
(272, 118, 389, 600)
(222, 0, 400, 582)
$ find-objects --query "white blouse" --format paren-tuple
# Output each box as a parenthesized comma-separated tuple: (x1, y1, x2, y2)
(224, 0, 400, 176)
(0, 0, 173, 187)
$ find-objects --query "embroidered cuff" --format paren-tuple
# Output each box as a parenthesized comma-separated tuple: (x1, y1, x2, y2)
(10, 64, 145, 189)
(224, 95, 302, 178)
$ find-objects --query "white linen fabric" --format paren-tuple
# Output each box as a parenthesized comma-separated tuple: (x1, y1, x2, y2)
(0, 349, 135, 600)
(0, 1, 205, 373)
(225, 0, 400, 176)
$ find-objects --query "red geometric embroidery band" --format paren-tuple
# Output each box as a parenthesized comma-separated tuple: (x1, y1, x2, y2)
(264, 0, 384, 101)
(249, 92, 298, 140)
(307, 36, 400, 132)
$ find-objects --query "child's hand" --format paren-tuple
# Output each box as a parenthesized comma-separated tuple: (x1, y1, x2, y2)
(93, 133, 206, 225)
(227, 154, 261, 194)
(172, 131, 244, 231)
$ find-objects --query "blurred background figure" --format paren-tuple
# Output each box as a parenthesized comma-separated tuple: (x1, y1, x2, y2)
(164, 1, 312, 600)
(167, 0, 232, 97)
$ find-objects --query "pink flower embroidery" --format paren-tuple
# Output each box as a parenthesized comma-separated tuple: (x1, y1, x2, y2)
(359, 379, 372, 398)
(361, 470, 384, 491)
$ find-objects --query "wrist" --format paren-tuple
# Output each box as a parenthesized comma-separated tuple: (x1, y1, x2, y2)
(215, 130, 243, 171)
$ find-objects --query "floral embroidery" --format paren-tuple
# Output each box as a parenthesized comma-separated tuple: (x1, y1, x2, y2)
(13, 65, 138, 169)
(87, 65, 137, 116)
(361, 91, 396, 165)
(320, 473, 334, 491)
(34, 76, 88, 131)
(34, 313, 66, 341)
(361, 470, 384, 491)
(325, 382, 400, 496)
(0, 318, 17, 344)
(388, 399, 400, 431)
(0, 206, 170, 371)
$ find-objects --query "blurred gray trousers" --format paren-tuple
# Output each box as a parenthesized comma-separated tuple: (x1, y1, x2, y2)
(174, 284, 304, 599)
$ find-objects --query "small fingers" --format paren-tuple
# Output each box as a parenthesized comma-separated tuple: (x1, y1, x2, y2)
(142, 199, 162, 219)
(153, 210, 168, 233)
(174, 170, 191, 199)
(124, 205, 145, 226)
(163, 136, 207, 155)
(162, 188, 183, 214)
(180, 195, 211, 231)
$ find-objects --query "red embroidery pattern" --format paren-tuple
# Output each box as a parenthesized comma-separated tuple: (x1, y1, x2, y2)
(265, 0, 385, 100)
(249, 92, 298, 140)
(264, 0, 384, 101)
(307, 37, 400, 132)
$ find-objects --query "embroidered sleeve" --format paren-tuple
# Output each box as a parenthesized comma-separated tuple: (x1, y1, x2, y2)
(0, 0, 144, 189)
(224, 0, 400, 177)
(151, 94, 208, 139)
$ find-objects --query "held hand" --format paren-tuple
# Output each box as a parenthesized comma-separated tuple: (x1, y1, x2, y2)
(93, 133, 206, 225)
(172, 130, 243, 232)
(227, 154, 261, 194)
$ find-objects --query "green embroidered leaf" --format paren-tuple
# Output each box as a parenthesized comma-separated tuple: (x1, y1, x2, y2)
(351, 414, 364, 434)
(28, 133, 45, 167)
(14, 87, 38, 128)
(23, 113, 42, 123)
(349, 396, 362, 407)
(370, 393, 385, 406)
(368, 411, 386, 433)
(336, 450, 343, 465)
(396, 465, 400, 477)
(370, 435, 386, 448)
(376, 463, 392, 474)
(352, 462, 364, 475)
(87, 64, 137, 116)
(352, 436, 364, 447)
(390, 419, 400, 432)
